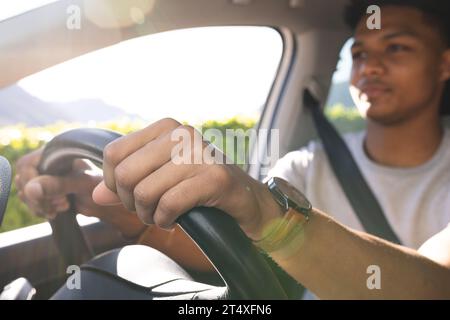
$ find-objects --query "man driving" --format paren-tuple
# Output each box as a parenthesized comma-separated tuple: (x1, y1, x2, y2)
(15, 0, 450, 299)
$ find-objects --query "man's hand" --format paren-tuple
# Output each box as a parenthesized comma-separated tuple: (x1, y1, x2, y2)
(15, 148, 106, 219)
(92, 118, 282, 240)
(16, 147, 148, 239)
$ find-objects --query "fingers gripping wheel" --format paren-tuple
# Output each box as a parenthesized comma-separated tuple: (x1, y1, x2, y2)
(39, 128, 288, 299)
(38, 129, 122, 267)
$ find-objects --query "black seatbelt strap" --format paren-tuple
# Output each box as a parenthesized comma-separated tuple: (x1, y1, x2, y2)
(304, 89, 402, 245)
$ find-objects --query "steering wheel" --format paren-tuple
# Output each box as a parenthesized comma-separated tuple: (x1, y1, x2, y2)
(38, 128, 288, 299)
(0, 156, 12, 226)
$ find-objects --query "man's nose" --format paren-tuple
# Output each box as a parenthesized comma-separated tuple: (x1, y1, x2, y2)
(359, 54, 386, 77)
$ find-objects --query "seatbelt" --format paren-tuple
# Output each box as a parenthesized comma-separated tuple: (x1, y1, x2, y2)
(303, 89, 402, 245)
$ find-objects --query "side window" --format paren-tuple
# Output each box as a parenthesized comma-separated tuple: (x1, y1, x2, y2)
(325, 38, 366, 133)
(0, 26, 283, 232)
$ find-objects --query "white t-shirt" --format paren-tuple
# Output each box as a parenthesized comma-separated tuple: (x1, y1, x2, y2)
(267, 128, 450, 250)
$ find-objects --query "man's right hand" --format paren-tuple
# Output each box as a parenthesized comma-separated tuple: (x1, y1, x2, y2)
(14, 147, 216, 272)
(15, 148, 108, 220)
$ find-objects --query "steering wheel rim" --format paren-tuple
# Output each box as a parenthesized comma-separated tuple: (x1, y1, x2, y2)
(38, 128, 288, 299)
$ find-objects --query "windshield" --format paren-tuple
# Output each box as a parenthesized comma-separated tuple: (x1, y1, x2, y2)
(0, 26, 283, 233)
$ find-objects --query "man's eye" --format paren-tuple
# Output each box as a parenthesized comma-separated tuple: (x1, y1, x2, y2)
(386, 44, 409, 53)
(352, 51, 366, 60)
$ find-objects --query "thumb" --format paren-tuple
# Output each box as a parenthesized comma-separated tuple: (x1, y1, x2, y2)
(24, 172, 97, 202)
(23, 179, 44, 202)
(24, 175, 70, 202)
(92, 181, 121, 206)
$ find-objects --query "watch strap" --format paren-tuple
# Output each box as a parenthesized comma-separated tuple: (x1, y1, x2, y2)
(254, 207, 308, 255)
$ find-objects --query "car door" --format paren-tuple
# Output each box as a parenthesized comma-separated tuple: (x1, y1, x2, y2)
(0, 0, 351, 299)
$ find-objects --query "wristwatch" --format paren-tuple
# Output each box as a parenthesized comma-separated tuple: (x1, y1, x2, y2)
(254, 177, 312, 254)
(267, 177, 312, 219)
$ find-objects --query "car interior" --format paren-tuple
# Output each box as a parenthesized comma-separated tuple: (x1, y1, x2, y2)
(4, 0, 438, 300)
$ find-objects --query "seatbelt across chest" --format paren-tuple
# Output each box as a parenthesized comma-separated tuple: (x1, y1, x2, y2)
(304, 89, 402, 245)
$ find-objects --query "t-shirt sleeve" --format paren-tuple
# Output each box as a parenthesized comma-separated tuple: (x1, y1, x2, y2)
(265, 146, 315, 194)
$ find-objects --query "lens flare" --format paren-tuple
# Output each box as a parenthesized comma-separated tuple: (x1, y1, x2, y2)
(84, 0, 155, 29)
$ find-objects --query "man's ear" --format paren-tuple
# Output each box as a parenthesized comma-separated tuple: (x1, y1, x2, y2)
(439, 49, 450, 82)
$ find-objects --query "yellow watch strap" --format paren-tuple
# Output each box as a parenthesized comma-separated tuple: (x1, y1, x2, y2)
(254, 207, 308, 255)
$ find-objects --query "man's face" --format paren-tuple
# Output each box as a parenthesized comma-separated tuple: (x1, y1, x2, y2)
(350, 6, 450, 125)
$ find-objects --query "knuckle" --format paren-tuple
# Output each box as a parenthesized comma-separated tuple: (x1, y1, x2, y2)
(210, 165, 232, 187)
(133, 186, 152, 207)
(114, 164, 134, 190)
(103, 141, 122, 166)
(158, 118, 181, 129)
(180, 125, 201, 154)
(41, 176, 62, 196)
(157, 194, 177, 216)
(180, 125, 196, 137)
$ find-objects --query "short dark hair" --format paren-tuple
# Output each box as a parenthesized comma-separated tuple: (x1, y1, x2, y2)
(344, 0, 450, 115)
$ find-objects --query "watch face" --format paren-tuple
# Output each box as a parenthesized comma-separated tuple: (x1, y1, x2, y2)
(269, 177, 312, 212)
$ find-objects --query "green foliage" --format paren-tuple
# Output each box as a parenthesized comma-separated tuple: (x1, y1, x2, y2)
(325, 104, 366, 133)
(199, 117, 257, 168)
(0, 109, 362, 233)
(0, 120, 146, 233)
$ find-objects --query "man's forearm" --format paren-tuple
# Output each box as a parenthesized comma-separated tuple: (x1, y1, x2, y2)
(269, 208, 450, 299)
(95, 205, 146, 240)
(137, 225, 215, 272)
(95, 206, 214, 272)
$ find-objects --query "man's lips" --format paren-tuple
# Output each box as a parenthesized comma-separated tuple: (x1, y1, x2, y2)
(359, 85, 391, 100)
